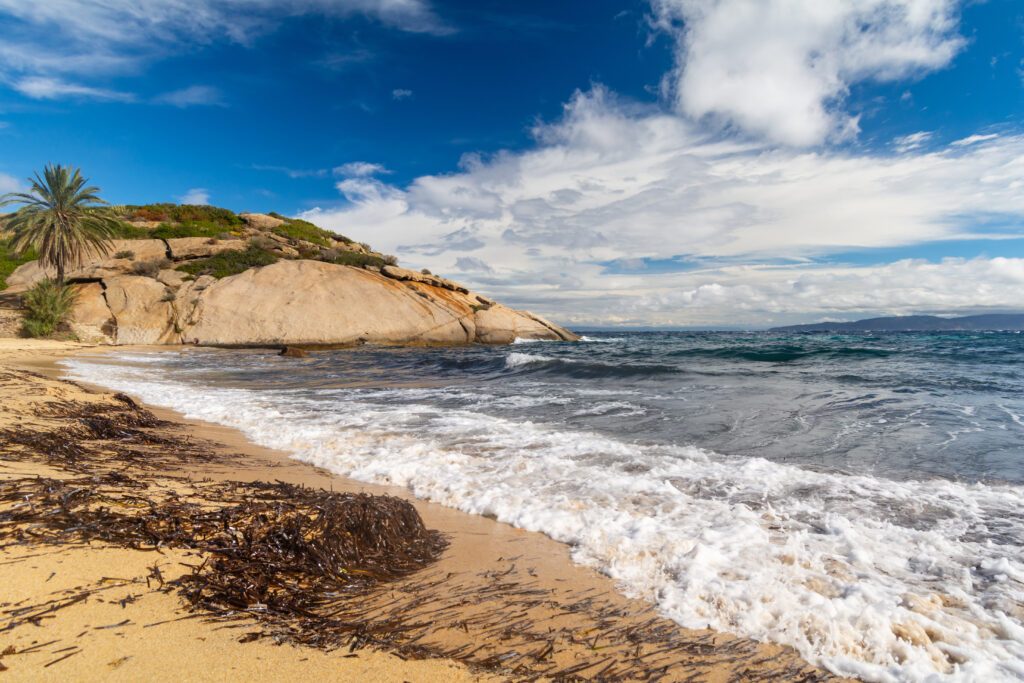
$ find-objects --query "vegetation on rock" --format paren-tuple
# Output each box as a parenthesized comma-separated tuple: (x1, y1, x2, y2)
(110, 222, 154, 239)
(152, 221, 239, 240)
(272, 216, 351, 247)
(0, 164, 120, 284)
(0, 239, 37, 290)
(21, 279, 77, 338)
(176, 246, 278, 279)
(317, 249, 387, 269)
(125, 203, 242, 227)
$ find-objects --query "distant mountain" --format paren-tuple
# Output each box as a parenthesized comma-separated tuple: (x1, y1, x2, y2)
(770, 314, 1024, 333)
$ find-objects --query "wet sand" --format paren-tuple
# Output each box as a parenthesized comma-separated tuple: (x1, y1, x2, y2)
(0, 339, 837, 681)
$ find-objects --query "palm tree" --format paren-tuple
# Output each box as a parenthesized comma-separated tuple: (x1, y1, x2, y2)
(0, 164, 121, 284)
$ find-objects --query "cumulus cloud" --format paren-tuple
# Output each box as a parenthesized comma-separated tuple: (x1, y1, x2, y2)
(178, 188, 211, 205)
(299, 87, 1024, 326)
(651, 0, 965, 146)
(630, 258, 1024, 327)
(153, 85, 225, 108)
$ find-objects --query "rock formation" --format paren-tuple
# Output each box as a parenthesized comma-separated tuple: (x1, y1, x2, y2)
(4, 210, 577, 346)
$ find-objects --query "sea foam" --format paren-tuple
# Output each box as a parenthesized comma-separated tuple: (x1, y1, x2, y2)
(61, 353, 1024, 682)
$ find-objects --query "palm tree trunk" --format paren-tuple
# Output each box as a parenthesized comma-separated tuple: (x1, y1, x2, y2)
(56, 263, 65, 286)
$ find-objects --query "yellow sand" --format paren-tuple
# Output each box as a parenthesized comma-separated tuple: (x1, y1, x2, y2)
(0, 339, 839, 682)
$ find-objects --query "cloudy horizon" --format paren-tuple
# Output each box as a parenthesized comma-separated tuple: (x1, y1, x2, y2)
(1, 0, 1022, 327)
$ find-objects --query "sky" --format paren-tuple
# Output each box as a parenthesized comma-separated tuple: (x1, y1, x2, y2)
(1, 0, 1023, 328)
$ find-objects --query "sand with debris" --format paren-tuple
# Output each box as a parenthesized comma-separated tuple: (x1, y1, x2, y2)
(0, 339, 838, 681)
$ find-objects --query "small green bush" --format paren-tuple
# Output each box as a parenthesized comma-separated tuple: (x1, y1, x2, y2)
(0, 240, 37, 291)
(152, 221, 231, 240)
(22, 280, 77, 338)
(176, 247, 278, 279)
(110, 222, 153, 239)
(113, 250, 135, 260)
(272, 219, 341, 247)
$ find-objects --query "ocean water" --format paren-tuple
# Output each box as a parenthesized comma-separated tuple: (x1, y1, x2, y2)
(61, 332, 1024, 681)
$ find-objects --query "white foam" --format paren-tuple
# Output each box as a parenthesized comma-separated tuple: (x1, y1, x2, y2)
(579, 335, 624, 343)
(62, 353, 1024, 682)
(505, 352, 556, 368)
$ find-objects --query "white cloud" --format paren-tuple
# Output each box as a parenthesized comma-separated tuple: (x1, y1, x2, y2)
(12, 76, 133, 101)
(651, 0, 965, 146)
(628, 258, 1024, 327)
(252, 164, 329, 179)
(0, 172, 21, 193)
(392, 88, 414, 100)
(892, 131, 932, 153)
(178, 188, 211, 205)
(153, 85, 224, 108)
(0, 0, 446, 99)
(0, 1, 446, 46)
(299, 87, 1024, 326)
(334, 162, 391, 177)
(952, 133, 1000, 147)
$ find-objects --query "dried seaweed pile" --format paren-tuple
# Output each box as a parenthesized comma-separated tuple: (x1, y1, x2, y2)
(1, 474, 447, 635)
(0, 393, 224, 474)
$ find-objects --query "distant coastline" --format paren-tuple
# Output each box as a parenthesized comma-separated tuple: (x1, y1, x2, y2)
(770, 313, 1024, 333)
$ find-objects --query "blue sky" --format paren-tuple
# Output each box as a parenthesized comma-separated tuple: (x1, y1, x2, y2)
(1, 0, 1023, 326)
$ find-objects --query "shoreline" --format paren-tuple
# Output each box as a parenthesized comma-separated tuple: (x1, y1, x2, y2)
(0, 340, 836, 681)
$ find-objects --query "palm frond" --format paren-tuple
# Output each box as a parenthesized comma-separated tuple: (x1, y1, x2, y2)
(0, 164, 118, 282)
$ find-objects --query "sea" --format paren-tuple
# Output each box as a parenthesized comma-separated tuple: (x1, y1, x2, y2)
(61, 331, 1024, 682)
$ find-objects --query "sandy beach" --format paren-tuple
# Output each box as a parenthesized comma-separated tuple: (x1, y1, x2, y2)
(0, 339, 834, 682)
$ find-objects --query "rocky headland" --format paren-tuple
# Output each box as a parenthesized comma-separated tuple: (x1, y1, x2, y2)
(0, 207, 576, 346)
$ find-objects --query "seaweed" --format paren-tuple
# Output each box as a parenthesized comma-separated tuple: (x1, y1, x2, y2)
(0, 370, 836, 681)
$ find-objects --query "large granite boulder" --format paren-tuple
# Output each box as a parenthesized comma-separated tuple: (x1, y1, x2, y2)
(382, 265, 469, 294)
(239, 213, 285, 230)
(104, 276, 177, 345)
(473, 304, 577, 344)
(181, 260, 473, 346)
(5, 261, 51, 292)
(67, 282, 114, 343)
(165, 237, 246, 259)
(4, 240, 168, 291)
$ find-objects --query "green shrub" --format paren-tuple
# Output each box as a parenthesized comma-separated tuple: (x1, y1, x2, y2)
(152, 221, 232, 240)
(22, 280, 77, 338)
(271, 218, 347, 247)
(176, 247, 278, 279)
(0, 239, 37, 291)
(124, 204, 242, 227)
(318, 249, 387, 269)
(110, 222, 153, 239)
(113, 250, 135, 259)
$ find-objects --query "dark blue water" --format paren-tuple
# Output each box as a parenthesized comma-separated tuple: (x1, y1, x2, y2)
(170, 330, 1024, 485)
